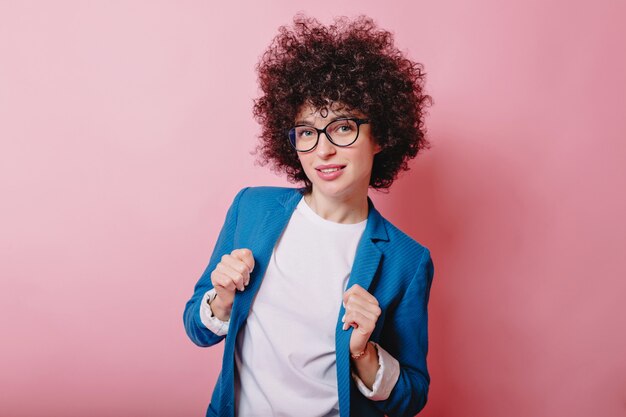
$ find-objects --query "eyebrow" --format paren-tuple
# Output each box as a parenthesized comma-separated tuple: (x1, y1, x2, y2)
(295, 114, 356, 126)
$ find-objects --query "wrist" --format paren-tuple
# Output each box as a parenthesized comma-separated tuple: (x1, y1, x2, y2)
(209, 294, 232, 321)
(350, 341, 375, 360)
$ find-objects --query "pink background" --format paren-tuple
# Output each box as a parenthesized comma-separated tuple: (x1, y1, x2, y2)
(1, 1, 625, 416)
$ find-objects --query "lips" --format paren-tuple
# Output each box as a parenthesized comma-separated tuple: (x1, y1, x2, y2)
(315, 164, 346, 173)
(314, 164, 346, 181)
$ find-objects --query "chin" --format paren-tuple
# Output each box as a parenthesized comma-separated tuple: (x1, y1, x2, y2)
(312, 181, 353, 199)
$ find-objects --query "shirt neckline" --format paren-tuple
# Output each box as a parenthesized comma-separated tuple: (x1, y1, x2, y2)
(296, 196, 368, 230)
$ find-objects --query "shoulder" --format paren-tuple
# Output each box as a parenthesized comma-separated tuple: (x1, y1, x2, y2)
(228, 186, 303, 218)
(237, 186, 302, 200)
(225, 186, 303, 245)
(234, 186, 302, 207)
(376, 212, 430, 262)
(374, 213, 433, 287)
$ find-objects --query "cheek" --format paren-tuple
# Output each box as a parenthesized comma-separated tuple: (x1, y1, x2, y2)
(356, 150, 376, 168)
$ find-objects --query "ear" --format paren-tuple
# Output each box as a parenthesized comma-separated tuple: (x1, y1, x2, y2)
(373, 142, 382, 154)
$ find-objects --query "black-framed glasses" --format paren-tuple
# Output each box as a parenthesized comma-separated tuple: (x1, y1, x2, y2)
(288, 118, 370, 152)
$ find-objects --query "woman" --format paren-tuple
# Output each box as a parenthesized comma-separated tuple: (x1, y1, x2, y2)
(184, 15, 434, 417)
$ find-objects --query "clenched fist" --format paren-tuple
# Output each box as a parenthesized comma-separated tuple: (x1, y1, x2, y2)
(210, 248, 255, 321)
(342, 284, 382, 357)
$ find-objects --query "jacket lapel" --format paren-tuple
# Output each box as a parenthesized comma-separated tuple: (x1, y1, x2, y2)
(229, 189, 304, 334)
(223, 190, 304, 415)
(336, 197, 389, 417)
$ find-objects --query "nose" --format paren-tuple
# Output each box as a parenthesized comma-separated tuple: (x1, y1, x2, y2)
(316, 132, 336, 158)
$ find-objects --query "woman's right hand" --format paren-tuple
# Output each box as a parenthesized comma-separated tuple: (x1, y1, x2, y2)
(209, 248, 255, 321)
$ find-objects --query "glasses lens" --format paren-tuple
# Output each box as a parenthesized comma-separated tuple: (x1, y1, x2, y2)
(289, 126, 318, 151)
(288, 119, 362, 151)
(327, 119, 359, 146)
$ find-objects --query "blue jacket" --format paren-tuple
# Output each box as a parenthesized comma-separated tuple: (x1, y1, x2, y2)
(183, 187, 434, 417)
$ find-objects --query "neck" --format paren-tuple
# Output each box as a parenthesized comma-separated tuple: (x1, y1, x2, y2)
(304, 187, 369, 224)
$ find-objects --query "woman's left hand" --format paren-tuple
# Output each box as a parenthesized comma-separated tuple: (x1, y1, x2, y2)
(342, 284, 382, 355)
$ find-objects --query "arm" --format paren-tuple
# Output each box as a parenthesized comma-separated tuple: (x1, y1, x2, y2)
(182, 187, 248, 347)
(373, 249, 435, 416)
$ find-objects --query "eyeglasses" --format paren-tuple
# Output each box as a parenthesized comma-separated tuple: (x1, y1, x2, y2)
(288, 118, 370, 152)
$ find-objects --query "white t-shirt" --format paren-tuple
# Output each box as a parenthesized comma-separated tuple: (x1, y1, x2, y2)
(200, 197, 400, 416)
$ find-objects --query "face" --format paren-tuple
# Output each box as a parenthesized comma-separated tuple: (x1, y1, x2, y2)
(294, 103, 381, 201)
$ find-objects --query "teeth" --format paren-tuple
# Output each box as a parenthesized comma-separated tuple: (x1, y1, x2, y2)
(320, 168, 340, 173)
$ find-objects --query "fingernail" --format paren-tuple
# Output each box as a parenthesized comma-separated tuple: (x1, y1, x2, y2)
(341, 314, 345, 322)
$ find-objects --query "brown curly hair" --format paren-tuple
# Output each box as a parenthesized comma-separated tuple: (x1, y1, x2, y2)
(253, 15, 431, 192)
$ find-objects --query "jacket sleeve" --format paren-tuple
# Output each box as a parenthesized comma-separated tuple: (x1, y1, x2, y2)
(182, 187, 248, 347)
(374, 248, 435, 416)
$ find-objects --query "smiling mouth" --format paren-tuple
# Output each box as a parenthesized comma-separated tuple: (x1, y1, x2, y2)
(315, 166, 346, 173)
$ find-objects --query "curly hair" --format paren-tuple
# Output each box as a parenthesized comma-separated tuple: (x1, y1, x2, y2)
(253, 15, 431, 192)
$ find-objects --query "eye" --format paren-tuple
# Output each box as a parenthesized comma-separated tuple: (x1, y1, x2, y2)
(330, 120, 355, 134)
(338, 124, 352, 132)
(298, 128, 315, 138)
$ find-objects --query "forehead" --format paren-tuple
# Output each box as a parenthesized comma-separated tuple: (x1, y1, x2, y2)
(295, 102, 364, 122)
